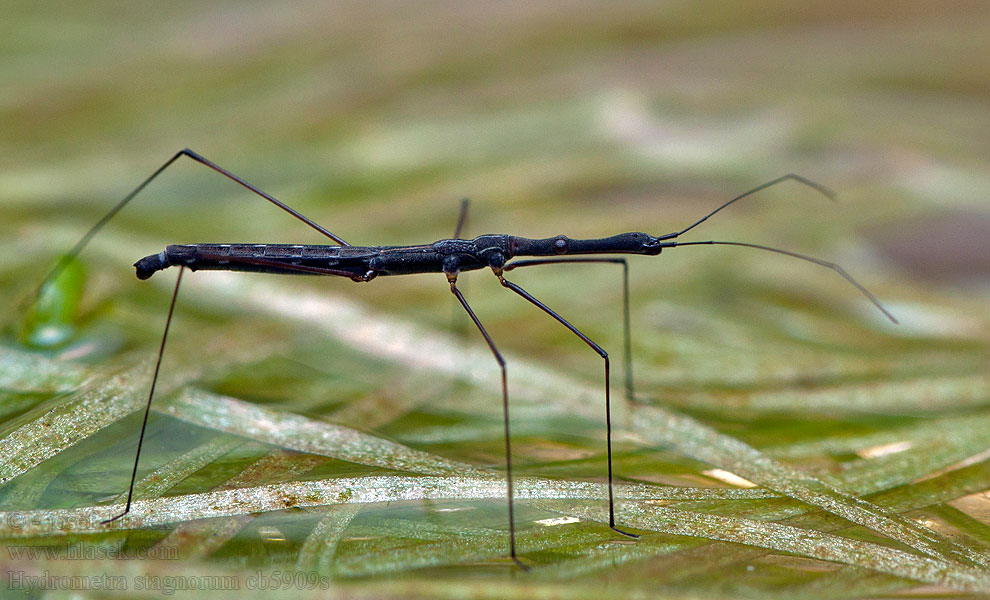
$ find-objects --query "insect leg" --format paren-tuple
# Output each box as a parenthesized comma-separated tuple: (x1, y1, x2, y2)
(452, 198, 470, 239)
(449, 198, 471, 333)
(504, 258, 634, 403)
(447, 274, 527, 570)
(103, 266, 185, 524)
(28, 149, 348, 313)
(497, 273, 638, 539)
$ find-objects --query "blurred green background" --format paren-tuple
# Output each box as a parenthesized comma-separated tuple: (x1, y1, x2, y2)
(2, 1, 989, 598)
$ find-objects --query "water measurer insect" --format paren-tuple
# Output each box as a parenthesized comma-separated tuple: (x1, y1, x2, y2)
(29, 149, 898, 569)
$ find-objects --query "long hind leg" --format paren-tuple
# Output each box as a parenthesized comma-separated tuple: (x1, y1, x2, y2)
(447, 272, 527, 569)
(27, 148, 349, 313)
(26, 151, 348, 522)
(496, 271, 638, 538)
(504, 257, 634, 403)
(103, 266, 185, 524)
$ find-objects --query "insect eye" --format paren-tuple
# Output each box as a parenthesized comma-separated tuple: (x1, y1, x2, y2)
(553, 238, 568, 254)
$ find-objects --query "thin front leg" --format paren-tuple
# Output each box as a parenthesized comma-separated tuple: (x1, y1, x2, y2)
(103, 266, 185, 524)
(447, 274, 527, 570)
(504, 258, 634, 403)
(497, 273, 638, 538)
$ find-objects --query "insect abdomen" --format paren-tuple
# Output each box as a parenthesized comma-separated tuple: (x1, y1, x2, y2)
(134, 244, 375, 279)
(134, 251, 167, 280)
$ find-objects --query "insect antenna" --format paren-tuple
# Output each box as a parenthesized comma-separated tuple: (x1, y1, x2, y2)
(661, 240, 898, 323)
(657, 174, 836, 242)
(651, 175, 896, 323)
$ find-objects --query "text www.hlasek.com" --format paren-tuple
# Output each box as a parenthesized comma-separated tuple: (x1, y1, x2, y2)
(6, 545, 178, 561)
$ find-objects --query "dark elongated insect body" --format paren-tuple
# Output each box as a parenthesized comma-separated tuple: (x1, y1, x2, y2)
(135, 232, 666, 282)
(26, 148, 897, 570)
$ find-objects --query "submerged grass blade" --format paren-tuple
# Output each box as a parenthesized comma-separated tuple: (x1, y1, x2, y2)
(162, 388, 484, 476)
(155, 449, 328, 559)
(668, 373, 990, 414)
(0, 332, 283, 487)
(0, 346, 86, 396)
(631, 404, 986, 568)
(600, 457, 990, 587)
(106, 436, 245, 505)
(334, 523, 613, 577)
(0, 473, 776, 540)
(554, 500, 990, 592)
(296, 504, 364, 572)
